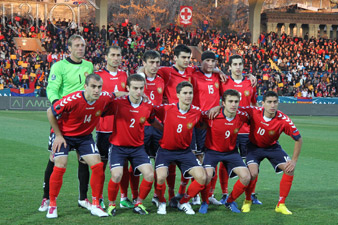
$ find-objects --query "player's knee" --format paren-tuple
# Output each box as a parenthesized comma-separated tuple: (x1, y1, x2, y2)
(194, 171, 207, 184)
(143, 172, 154, 182)
(239, 173, 251, 186)
(111, 171, 123, 182)
(156, 172, 167, 184)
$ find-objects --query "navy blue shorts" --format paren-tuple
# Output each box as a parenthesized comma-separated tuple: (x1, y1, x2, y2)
(203, 148, 247, 178)
(155, 147, 202, 179)
(96, 132, 112, 160)
(237, 134, 249, 158)
(108, 145, 152, 176)
(246, 142, 291, 173)
(144, 126, 162, 158)
(52, 134, 99, 159)
(195, 127, 207, 151)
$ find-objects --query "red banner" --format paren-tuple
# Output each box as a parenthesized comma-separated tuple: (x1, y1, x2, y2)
(179, 6, 193, 26)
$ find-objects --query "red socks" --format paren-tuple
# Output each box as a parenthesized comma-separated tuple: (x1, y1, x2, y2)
(129, 165, 140, 200)
(90, 162, 104, 206)
(201, 182, 211, 204)
(208, 166, 218, 197)
(219, 163, 229, 194)
(136, 179, 153, 205)
(49, 166, 66, 205)
(155, 183, 167, 203)
(119, 163, 129, 199)
(108, 179, 120, 202)
(278, 174, 294, 205)
(178, 174, 189, 195)
(179, 180, 205, 204)
(167, 164, 176, 200)
(227, 180, 247, 203)
(245, 177, 257, 201)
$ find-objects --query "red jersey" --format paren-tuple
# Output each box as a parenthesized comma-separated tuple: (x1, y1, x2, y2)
(95, 69, 128, 133)
(203, 109, 249, 152)
(144, 75, 165, 126)
(155, 103, 201, 150)
(220, 76, 257, 134)
(242, 106, 301, 148)
(108, 96, 155, 147)
(157, 66, 195, 103)
(52, 91, 112, 136)
(191, 69, 221, 110)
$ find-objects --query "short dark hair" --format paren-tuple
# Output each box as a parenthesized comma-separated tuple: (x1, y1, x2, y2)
(173, 44, 191, 57)
(263, 91, 278, 101)
(222, 89, 240, 102)
(229, 54, 243, 66)
(105, 45, 121, 55)
(143, 50, 160, 62)
(127, 74, 146, 87)
(176, 81, 193, 94)
(85, 73, 102, 85)
(68, 34, 85, 47)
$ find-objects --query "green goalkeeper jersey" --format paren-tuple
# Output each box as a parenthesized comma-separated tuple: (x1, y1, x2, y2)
(46, 58, 94, 103)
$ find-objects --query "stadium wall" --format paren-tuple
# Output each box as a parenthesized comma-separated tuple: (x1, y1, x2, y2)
(0, 97, 338, 115)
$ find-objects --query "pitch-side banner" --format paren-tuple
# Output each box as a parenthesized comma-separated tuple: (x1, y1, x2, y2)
(179, 6, 193, 26)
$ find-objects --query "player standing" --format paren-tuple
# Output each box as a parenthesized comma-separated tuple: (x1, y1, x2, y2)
(217, 54, 260, 205)
(39, 34, 94, 212)
(106, 74, 162, 216)
(95, 45, 132, 209)
(154, 81, 206, 215)
(199, 89, 251, 214)
(241, 91, 303, 215)
(45, 74, 110, 218)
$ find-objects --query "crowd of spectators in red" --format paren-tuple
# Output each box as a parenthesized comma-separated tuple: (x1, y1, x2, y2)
(0, 16, 337, 97)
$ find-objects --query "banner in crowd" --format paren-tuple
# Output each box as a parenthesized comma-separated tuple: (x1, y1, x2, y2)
(257, 96, 338, 104)
(0, 88, 11, 96)
(10, 88, 35, 97)
(179, 6, 193, 26)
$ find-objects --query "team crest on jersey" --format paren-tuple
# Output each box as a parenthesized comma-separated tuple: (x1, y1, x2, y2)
(187, 123, 193, 129)
(51, 74, 56, 80)
(215, 82, 219, 89)
(95, 110, 102, 116)
(84, 72, 89, 77)
(244, 90, 250, 96)
(188, 77, 191, 82)
(140, 117, 146, 124)
(157, 87, 163, 94)
(234, 128, 239, 134)
(269, 130, 275, 135)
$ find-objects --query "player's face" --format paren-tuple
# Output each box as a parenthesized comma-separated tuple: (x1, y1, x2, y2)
(127, 80, 145, 103)
(174, 52, 191, 70)
(69, 38, 86, 61)
(143, 57, 160, 77)
(106, 48, 122, 68)
(262, 96, 279, 117)
(201, 58, 216, 74)
(230, 58, 244, 77)
(84, 78, 103, 101)
(222, 95, 240, 115)
(177, 86, 193, 105)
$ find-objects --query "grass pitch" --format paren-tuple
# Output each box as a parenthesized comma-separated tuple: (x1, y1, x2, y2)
(0, 111, 338, 225)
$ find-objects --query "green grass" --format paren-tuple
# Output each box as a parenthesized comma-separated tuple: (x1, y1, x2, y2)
(1, 111, 338, 224)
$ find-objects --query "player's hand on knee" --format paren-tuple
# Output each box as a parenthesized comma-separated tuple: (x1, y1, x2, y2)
(53, 135, 67, 153)
(284, 160, 296, 173)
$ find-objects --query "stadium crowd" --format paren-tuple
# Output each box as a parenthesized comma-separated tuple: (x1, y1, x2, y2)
(0, 16, 337, 97)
